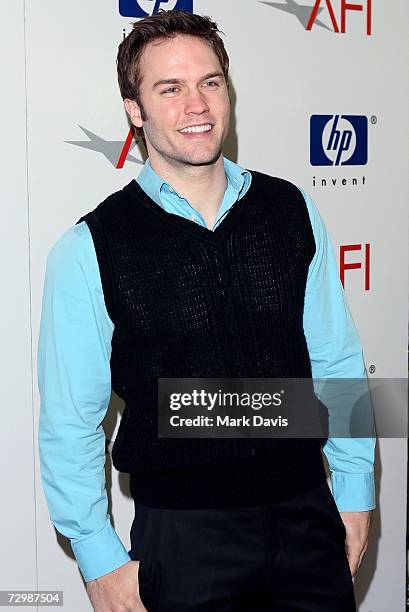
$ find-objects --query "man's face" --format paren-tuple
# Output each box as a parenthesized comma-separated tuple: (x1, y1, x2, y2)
(126, 35, 230, 169)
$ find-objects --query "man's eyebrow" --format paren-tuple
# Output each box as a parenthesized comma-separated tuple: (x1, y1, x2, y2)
(200, 72, 224, 82)
(153, 78, 184, 89)
(153, 72, 224, 89)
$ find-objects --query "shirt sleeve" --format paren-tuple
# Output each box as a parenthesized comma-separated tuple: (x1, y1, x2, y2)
(298, 187, 376, 512)
(37, 221, 131, 581)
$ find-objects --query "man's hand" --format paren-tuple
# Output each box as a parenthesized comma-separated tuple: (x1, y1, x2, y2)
(86, 560, 147, 611)
(339, 510, 372, 577)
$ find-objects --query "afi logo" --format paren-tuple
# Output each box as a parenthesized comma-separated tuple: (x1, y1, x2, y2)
(65, 126, 144, 168)
(261, 1, 372, 36)
(119, 0, 193, 17)
(307, 0, 372, 35)
(340, 243, 370, 290)
(310, 115, 368, 166)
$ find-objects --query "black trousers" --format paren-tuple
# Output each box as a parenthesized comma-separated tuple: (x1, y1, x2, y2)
(128, 480, 356, 611)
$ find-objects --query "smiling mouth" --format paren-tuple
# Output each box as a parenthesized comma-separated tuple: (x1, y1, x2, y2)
(179, 123, 213, 134)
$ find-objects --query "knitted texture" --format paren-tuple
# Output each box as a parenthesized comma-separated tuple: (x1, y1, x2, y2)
(77, 170, 327, 508)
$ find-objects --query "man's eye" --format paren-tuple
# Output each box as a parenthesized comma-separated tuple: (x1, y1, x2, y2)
(204, 81, 218, 87)
(163, 87, 179, 94)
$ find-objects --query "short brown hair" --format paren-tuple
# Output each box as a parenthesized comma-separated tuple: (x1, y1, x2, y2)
(117, 9, 229, 111)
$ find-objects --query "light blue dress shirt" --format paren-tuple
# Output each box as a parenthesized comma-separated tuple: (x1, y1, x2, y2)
(37, 157, 375, 582)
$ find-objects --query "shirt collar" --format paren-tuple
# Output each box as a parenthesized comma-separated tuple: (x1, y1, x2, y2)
(137, 156, 251, 209)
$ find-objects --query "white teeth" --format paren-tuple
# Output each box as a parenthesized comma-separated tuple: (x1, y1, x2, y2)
(180, 124, 212, 133)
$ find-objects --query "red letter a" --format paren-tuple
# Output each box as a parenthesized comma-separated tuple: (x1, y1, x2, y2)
(306, 0, 340, 32)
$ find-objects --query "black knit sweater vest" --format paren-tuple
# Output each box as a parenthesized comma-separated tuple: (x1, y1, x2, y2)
(77, 170, 327, 509)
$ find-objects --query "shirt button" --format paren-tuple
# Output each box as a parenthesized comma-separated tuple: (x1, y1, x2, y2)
(190, 214, 195, 220)
(168, 186, 174, 193)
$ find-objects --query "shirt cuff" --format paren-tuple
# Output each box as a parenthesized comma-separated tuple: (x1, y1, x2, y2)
(71, 519, 131, 582)
(330, 471, 375, 511)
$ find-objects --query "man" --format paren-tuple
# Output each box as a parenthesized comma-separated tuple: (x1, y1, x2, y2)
(38, 10, 375, 611)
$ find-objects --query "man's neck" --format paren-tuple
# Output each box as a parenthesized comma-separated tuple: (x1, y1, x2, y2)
(149, 154, 228, 229)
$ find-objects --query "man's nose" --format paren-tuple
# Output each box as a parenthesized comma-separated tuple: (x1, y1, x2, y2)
(184, 89, 210, 115)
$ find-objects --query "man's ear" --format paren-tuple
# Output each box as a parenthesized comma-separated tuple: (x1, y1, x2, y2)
(124, 98, 143, 129)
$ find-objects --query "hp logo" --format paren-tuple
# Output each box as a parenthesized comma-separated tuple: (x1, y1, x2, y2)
(119, 0, 193, 17)
(310, 115, 368, 166)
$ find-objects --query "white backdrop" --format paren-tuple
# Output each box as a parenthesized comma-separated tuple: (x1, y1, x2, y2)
(1, 1, 408, 610)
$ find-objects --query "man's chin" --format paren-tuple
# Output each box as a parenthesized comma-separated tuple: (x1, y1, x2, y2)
(179, 148, 223, 167)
